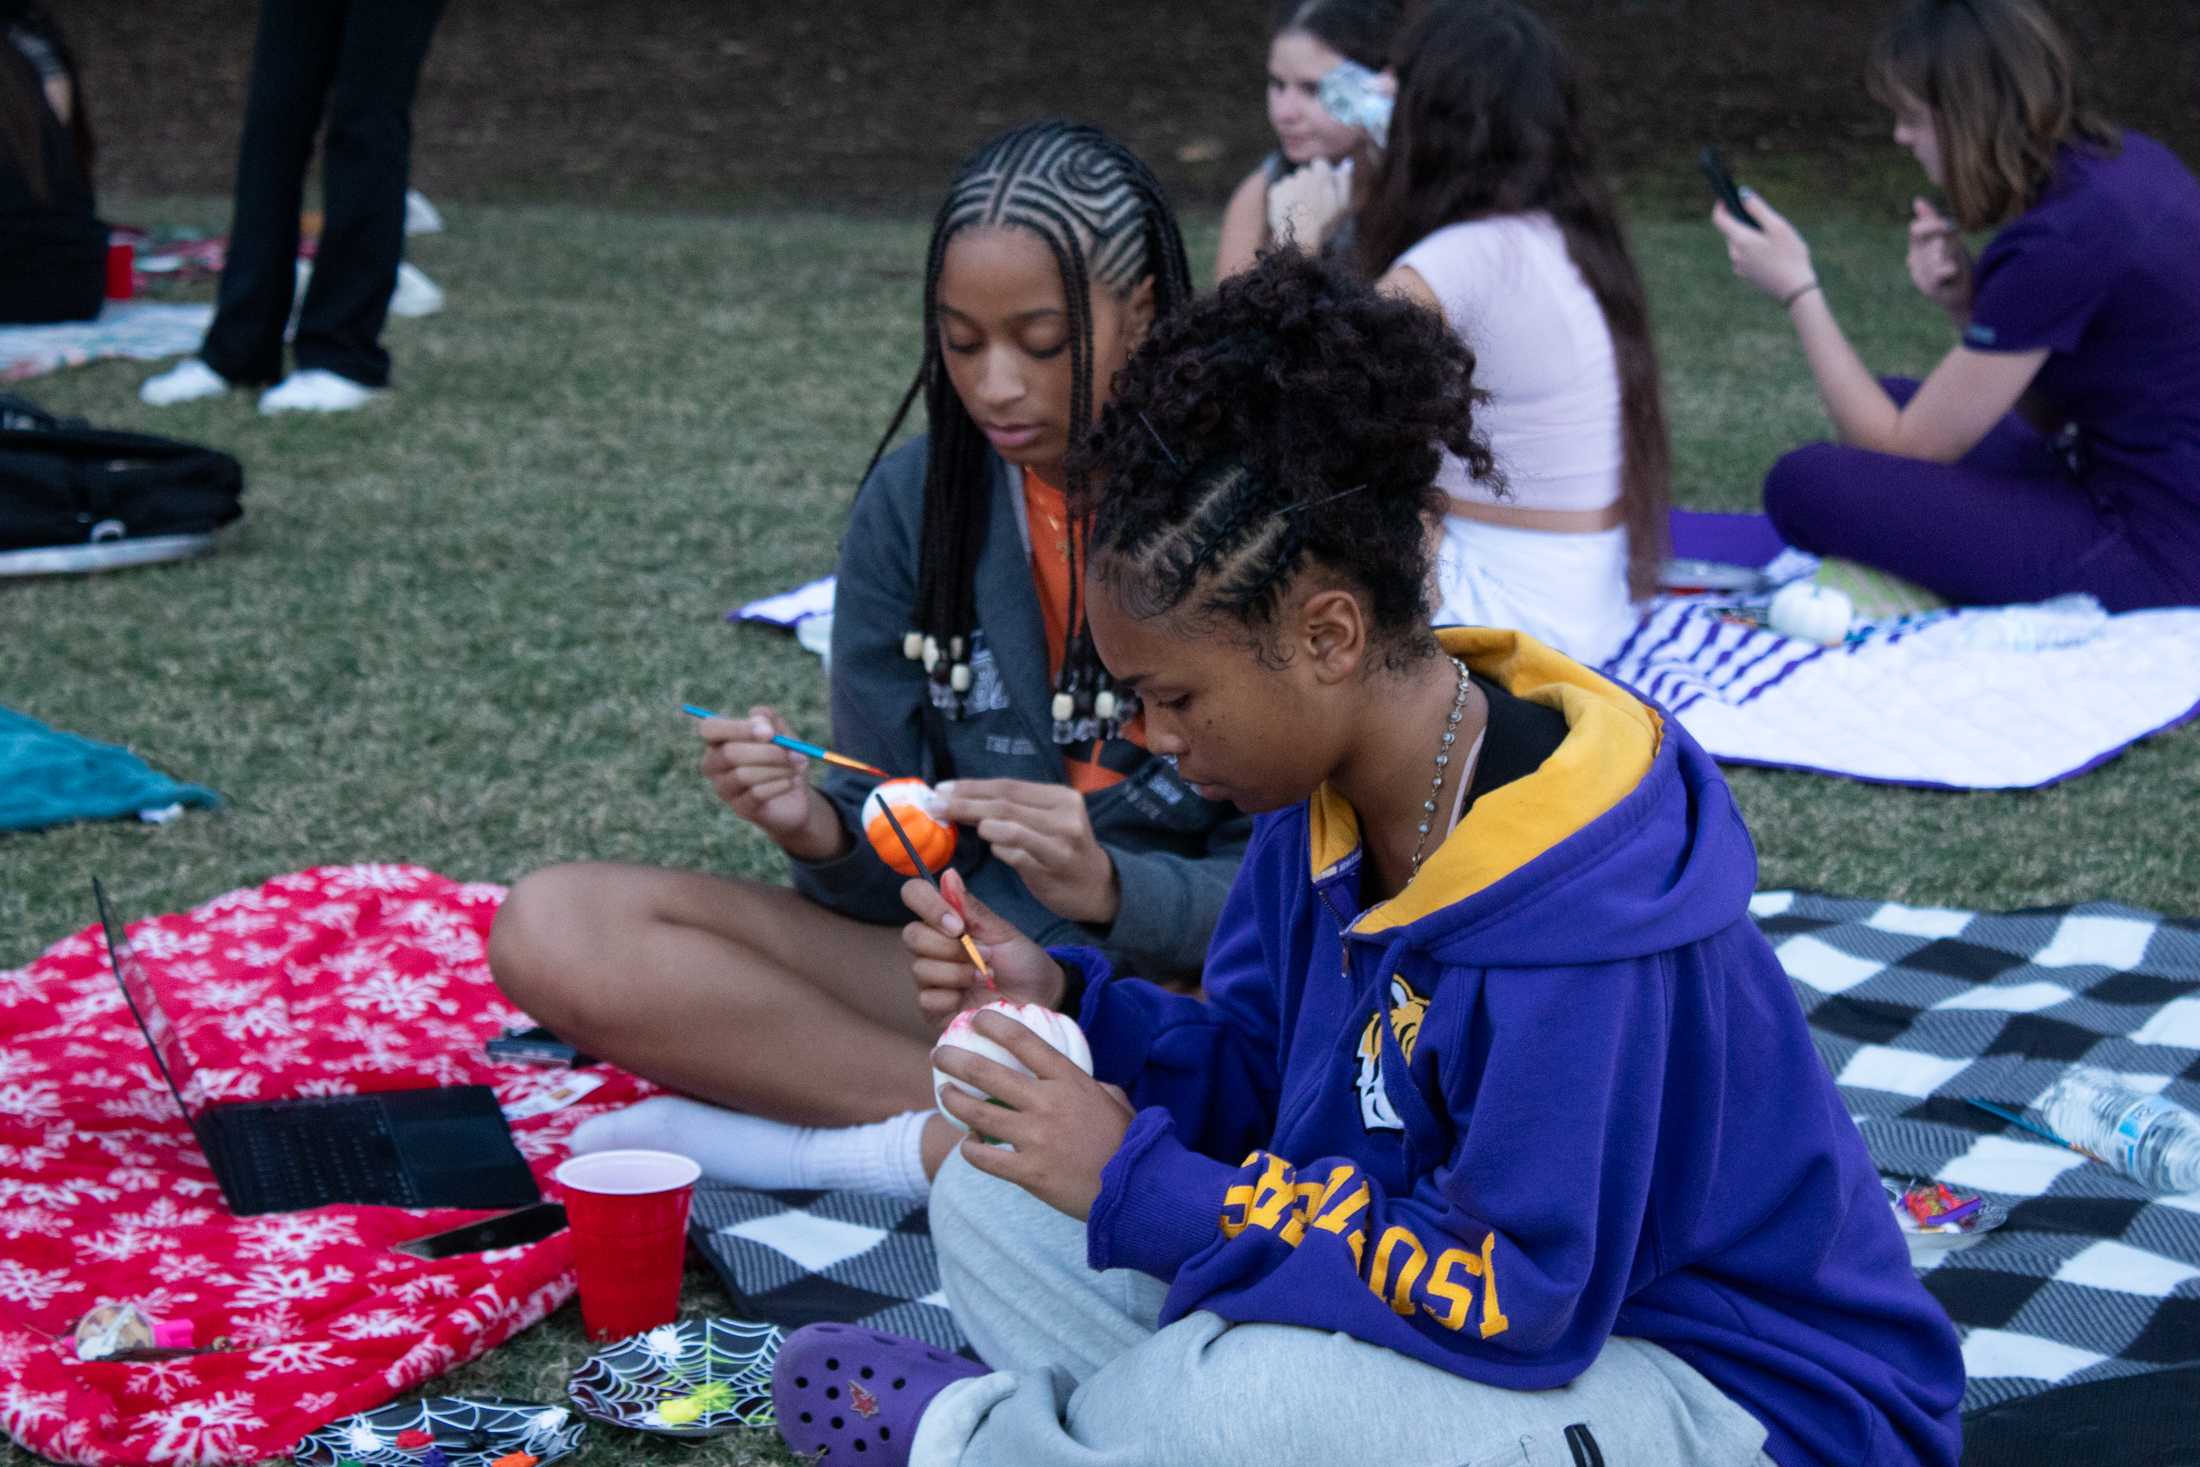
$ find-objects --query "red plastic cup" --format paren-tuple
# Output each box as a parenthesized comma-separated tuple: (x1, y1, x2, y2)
(105, 239, 136, 301)
(554, 1148, 701, 1342)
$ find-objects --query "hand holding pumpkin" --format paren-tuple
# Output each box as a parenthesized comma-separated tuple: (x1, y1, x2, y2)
(931, 999, 1093, 1128)
(934, 778, 1120, 925)
(862, 779, 958, 874)
(931, 1006, 1132, 1220)
(901, 869, 1066, 1027)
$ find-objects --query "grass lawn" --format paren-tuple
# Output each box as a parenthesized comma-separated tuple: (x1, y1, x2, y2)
(3, 190, 2195, 1466)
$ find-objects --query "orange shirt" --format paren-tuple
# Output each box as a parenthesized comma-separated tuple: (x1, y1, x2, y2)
(1024, 469, 1147, 793)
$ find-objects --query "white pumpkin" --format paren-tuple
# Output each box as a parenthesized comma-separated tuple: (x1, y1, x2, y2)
(931, 1000, 1094, 1138)
(1767, 581, 1854, 645)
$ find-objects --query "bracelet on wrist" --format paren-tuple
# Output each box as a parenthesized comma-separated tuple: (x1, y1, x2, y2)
(1781, 279, 1823, 309)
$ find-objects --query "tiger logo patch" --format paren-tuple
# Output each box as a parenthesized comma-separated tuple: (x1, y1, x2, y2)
(1354, 977, 1427, 1131)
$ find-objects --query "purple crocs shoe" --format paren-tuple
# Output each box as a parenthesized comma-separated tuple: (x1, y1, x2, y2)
(772, 1322, 988, 1462)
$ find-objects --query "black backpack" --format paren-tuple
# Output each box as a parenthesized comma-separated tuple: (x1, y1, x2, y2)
(0, 393, 244, 561)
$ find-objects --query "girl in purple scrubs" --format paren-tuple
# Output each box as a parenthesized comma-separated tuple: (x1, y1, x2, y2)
(1711, 0, 2200, 611)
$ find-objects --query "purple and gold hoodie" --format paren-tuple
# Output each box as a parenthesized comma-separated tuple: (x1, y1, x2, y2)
(1074, 627, 1965, 1466)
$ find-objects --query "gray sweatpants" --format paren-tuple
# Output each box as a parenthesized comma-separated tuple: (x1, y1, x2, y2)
(911, 1151, 1774, 1467)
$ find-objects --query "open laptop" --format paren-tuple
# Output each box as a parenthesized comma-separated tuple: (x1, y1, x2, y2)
(94, 878, 541, 1217)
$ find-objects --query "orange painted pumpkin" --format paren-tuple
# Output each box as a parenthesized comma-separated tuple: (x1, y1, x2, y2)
(862, 778, 956, 876)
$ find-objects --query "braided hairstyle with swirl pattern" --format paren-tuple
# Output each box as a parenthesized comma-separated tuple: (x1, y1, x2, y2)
(860, 120, 1193, 742)
(1069, 247, 1496, 672)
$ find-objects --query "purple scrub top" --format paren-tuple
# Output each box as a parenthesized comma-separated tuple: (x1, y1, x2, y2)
(1965, 132, 2200, 562)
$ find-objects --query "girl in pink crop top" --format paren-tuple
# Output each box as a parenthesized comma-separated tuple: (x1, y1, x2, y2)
(1333, 0, 1673, 664)
(1398, 213, 1626, 516)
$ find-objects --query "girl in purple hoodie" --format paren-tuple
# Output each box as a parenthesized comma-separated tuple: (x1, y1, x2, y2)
(769, 248, 1965, 1467)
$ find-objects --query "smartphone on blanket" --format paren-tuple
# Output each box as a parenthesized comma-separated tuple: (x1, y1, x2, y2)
(392, 1201, 569, 1259)
(485, 1024, 595, 1068)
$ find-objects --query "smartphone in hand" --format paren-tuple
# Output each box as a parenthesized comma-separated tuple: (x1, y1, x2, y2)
(1700, 146, 1761, 231)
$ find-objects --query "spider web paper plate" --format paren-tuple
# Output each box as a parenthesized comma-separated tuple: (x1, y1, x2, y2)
(294, 1396, 586, 1467)
(565, 1317, 783, 1436)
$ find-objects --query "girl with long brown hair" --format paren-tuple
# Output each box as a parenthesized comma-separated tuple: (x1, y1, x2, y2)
(1324, 0, 1671, 667)
(1212, 0, 1401, 284)
(1713, 0, 2200, 610)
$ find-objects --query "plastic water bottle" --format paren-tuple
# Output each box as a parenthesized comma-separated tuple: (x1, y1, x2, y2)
(1954, 592, 2108, 652)
(2038, 1067, 2200, 1194)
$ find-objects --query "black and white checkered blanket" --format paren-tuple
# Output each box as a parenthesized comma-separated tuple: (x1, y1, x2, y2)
(1755, 890, 2200, 1409)
(688, 1181, 969, 1352)
(688, 894, 2200, 1410)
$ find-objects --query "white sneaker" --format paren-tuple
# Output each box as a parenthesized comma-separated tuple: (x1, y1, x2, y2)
(390, 261, 445, 318)
(140, 358, 231, 406)
(404, 189, 444, 235)
(288, 258, 444, 322)
(258, 368, 381, 415)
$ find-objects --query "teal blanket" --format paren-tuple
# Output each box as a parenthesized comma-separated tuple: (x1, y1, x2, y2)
(0, 707, 218, 832)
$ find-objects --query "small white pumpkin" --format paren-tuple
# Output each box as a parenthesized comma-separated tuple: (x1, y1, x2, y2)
(1767, 581, 1855, 645)
(932, 1000, 1094, 1139)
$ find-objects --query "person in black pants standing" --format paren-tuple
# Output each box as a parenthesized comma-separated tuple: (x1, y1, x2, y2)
(143, 0, 446, 414)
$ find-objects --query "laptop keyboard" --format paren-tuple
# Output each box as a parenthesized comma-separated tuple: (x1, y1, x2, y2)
(210, 1101, 410, 1211)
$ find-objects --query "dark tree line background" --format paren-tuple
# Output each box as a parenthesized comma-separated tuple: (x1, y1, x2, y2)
(60, 0, 2200, 214)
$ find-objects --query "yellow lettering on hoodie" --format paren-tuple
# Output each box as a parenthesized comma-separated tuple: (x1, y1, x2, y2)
(1422, 1246, 1479, 1331)
(1213, 1154, 1508, 1338)
(1370, 1225, 1430, 1316)
(1243, 1154, 1299, 1236)
(1303, 1165, 1359, 1222)
(1219, 1183, 1251, 1239)
(1476, 1227, 1510, 1339)
(1311, 1177, 1370, 1236)
(1219, 1150, 1265, 1238)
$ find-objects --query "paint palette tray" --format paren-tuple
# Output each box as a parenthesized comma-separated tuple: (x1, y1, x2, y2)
(1884, 1178, 2007, 1257)
(565, 1317, 782, 1437)
(293, 1396, 586, 1467)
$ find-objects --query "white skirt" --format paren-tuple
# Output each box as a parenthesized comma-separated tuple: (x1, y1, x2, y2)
(1431, 516, 1639, 668)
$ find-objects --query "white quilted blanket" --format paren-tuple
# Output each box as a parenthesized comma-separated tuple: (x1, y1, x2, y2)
(1604, 601, 2200, 788)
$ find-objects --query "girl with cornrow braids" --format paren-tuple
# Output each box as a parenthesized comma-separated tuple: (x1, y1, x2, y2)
(490, 122, 1249, 1205)
(797, 249, 1964, 1465)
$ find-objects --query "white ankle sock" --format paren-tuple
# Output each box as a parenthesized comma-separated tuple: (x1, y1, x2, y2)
(568, 1097, 931, 1201)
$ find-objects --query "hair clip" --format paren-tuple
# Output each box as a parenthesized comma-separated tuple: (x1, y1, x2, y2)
(1283, 483, 1370, 515)
(1138, 411, 1185, 472)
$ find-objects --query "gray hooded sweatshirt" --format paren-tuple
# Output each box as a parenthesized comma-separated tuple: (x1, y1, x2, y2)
(790, 437, 1250, 980)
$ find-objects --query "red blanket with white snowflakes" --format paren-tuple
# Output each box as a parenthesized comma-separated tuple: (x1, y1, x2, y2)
(0, 865, 651, 1466)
